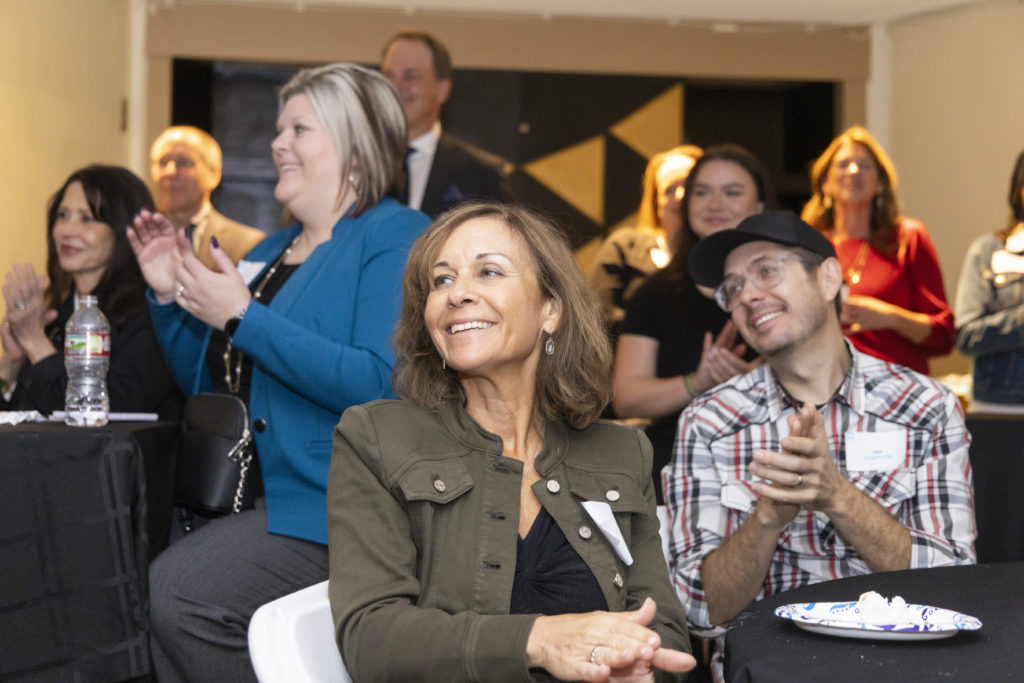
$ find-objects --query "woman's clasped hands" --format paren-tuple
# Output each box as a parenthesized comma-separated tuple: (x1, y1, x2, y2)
(526, 598, 696, 682)
(127, 209, 252, 330)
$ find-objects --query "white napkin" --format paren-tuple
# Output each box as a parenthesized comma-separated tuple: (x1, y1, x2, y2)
(0, 410, 46, 425)
(582, 500, 634, 566)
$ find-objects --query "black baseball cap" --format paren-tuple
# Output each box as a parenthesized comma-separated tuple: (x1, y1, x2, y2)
(687, 211, 837, 287)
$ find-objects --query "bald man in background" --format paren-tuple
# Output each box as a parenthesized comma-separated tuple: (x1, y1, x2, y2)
(150, 126, 264, 270)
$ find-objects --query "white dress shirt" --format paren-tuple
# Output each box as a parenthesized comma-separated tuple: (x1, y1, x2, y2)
(406, 121, 441, 211)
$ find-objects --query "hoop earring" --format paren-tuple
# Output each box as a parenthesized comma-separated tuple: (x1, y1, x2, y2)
(544, 336, 555, 356)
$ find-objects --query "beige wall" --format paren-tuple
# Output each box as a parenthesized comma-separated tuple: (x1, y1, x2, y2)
(1, 0, 130, 319)
(144, 5, 869, 147)
(890, 4, 1024, 374)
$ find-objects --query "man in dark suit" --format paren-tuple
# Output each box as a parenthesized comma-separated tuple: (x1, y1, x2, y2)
(381, 32, 511, 218)
(150, 126, 264, 270)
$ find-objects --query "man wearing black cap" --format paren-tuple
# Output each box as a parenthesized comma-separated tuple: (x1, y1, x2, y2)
(665, 212, 975, 659)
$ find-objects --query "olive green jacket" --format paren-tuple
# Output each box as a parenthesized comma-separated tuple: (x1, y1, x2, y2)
(327, 399, 691, 682)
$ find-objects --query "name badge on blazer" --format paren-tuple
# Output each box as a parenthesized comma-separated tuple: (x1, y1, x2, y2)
(581, 501, 634, 566)
(237, 260, 267, 287)
(845, 431, 907, 471)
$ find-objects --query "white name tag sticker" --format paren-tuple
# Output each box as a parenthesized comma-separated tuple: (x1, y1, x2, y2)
(845, 431, 906, 471)
(237, 260, 267, 287)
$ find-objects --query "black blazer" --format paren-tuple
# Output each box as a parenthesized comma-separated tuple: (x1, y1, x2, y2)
(419, 132, 512, 218)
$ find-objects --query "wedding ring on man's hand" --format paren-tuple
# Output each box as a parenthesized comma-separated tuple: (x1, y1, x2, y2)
(15, 301, 27, 310)
(175, 284, 185, 298)
(589, 645, 604, 665)
(796, 474, 803, 487)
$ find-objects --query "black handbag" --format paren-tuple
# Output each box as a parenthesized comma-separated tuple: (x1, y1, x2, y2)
(175, 393, 256, 515)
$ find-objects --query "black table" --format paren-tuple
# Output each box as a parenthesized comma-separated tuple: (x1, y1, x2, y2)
(965, 413, 1024, 563)
(0, 421, 178, 682)
(725, 563, 1024, 683)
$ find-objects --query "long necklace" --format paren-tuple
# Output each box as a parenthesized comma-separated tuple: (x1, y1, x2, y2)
(844, 241, 870, 285)
(223, 234, 302, 393)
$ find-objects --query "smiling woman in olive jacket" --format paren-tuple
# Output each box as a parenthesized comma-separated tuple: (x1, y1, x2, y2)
(328, 202, 694, 683)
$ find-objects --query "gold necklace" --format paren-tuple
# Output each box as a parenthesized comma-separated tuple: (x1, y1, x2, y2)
(223, 234, 302, 393)
(844, 241, 870, 285)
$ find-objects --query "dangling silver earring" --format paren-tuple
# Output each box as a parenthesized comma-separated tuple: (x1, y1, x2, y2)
(544, 336, 555, 356)
(441, 358, 446, 370)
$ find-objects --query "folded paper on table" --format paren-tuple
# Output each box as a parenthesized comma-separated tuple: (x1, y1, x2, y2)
(0, 410, 46, 425)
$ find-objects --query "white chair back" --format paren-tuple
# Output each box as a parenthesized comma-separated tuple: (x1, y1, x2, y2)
(248, 580, 351, 683)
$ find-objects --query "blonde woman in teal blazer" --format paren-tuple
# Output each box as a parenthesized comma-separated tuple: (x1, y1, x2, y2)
(129, 64, 429, 682)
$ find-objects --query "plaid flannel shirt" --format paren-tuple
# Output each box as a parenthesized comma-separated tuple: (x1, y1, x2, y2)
(665, 345, 976, 634)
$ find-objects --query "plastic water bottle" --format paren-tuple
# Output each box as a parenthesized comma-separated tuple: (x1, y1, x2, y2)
(64, 295, 110, 427)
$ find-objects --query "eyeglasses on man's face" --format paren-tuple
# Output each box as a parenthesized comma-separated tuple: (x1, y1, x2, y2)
(714, 252, 808, 312)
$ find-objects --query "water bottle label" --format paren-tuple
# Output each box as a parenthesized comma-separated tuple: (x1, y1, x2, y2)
(65, 332, 110, 357)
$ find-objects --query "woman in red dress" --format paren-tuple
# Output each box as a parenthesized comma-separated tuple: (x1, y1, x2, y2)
(801, 126, 953, 375)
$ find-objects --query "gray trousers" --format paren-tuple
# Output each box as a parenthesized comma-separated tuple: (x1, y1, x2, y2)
(149, 507, 330, 682)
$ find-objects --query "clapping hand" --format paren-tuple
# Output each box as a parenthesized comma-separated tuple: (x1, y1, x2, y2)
(170, 233, 252, 331)
(127, 209, 186, 303)
(2, 264, 58, 364)
(750, 402, 849, 517)
(692, 320, 762, 395)
(526, 598, 696, 682)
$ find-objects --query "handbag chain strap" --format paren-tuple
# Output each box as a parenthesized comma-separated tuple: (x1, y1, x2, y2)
(226, 423, 253, 515)
(232, 450, 252, 514)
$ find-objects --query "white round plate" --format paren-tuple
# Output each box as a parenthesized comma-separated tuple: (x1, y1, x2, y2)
(774, 601, 982, 641)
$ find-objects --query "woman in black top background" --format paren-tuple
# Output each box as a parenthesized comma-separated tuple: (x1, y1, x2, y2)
(0, 164, 181, 418)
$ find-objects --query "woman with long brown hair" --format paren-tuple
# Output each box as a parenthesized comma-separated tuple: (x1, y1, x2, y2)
(613, 145, 769, 501)
(329, 202, 695, 682)
(802, 125, 954, 374)
(0, 165, 180, 417)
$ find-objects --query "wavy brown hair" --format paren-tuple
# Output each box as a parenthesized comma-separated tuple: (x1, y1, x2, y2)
(393, 202, 612, 428)
(801, 125, 901, 255)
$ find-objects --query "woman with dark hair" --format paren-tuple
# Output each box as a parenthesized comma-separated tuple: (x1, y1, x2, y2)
(954, 149, 1024, 408)
(129, 63, 429, 681)
(802, 125, 954, 374)
(0, 165, 180, 417)
(613, 145, 769, 501)
(588, 145, 703, 333)
(329, 202, 695, 682)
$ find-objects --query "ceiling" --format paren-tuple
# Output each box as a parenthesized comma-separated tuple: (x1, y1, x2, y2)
(180, 0, 993, 26)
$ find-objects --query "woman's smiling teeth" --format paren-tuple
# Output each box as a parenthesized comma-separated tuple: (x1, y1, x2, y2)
(450, 321, 494, 334)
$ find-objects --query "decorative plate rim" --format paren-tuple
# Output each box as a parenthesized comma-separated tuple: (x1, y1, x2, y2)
(773, 600, 983, 633)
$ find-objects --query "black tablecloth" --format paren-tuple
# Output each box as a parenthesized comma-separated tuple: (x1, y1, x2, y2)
(725, 563, 1024, 683)
(965, 414, 1024, 563)
(0, 421, 178, 682)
